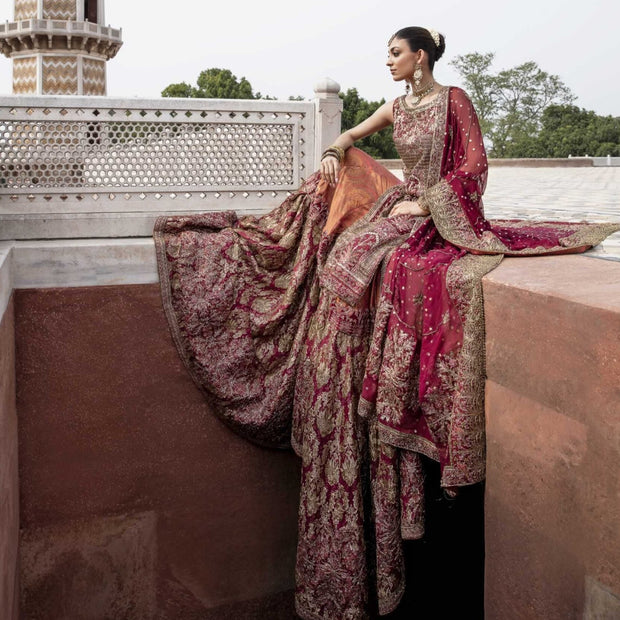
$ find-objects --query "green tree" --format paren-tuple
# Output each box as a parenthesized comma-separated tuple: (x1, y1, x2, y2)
(340, 88, 398, 159)
(162, 68, 257, 99)
(449, 52, 496, 137)
(509, 104, 620, 157)
(450, 53, 575, 157)
(161, 81, 197, 98)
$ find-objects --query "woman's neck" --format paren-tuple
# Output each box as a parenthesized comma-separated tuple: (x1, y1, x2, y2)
(405, 78, 442, 107)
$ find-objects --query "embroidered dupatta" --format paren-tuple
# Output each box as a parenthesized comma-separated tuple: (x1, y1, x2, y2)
(316, 89, 619, 614)
(154, 86, 619, 619)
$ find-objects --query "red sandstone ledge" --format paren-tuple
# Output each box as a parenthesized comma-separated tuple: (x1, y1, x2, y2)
(483, 255, 620, 312)
(483, 254, 620, 619)
(6, 253, 620, 618)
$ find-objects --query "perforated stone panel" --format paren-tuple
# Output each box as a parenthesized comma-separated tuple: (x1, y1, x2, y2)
(1, 119, 296, 190)
(0, 98, 315, 235)
(42, 0, 77, 20)
(42, 56, 78, 94)
(14, 0, 38, 20)
(13, 57, 37, 94)
(82, 58, 106, 96)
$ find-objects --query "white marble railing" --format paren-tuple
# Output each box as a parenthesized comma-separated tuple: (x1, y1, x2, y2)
(0, 82, 342, 239)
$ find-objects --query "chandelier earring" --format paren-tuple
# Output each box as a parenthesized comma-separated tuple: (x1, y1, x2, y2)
(413, 64, 423, 89)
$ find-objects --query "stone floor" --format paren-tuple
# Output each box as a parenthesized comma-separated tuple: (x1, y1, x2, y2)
(484, 166, 620, 260)
(392, 166, 620, 260)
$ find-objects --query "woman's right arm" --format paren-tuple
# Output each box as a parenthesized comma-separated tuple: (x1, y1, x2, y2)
(320, 99, 395, 186)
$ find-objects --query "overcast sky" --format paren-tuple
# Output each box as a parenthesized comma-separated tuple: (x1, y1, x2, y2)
(0, 0, 618, 116)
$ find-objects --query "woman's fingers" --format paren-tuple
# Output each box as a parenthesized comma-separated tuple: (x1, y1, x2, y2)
(391, 201, 413, 216)
(320, 156, 340, 186)
(390, 200, 428, 217)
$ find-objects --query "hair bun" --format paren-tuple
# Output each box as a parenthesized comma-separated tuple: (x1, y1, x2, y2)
(389, 27, 446, 69)
(435, 33, 446, 61)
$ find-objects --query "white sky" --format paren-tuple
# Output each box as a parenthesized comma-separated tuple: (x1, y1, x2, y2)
(0, 0, 618, 116)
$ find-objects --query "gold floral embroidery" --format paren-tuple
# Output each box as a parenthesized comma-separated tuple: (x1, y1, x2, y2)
(155, 85, 620, 620)
(442, 253, 502, 486)
(422, 178, 620, 255)
(394, 88, 449, 189)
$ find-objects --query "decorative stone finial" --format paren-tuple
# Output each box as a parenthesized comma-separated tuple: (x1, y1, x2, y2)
(314, 78, 341, 97)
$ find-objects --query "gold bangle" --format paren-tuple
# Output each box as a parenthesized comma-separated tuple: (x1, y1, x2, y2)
(321, 145, 345, 163)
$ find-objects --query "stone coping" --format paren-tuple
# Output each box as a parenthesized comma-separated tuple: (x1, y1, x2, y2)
(0, 238, 616, 321)
(1, 239, 157, 293)
(484, 254, 620, 314)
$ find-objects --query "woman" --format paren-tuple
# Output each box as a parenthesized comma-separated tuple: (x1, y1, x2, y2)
(154, 27, 618, 619)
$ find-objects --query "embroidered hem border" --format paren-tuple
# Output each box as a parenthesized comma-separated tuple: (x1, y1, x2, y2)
(424, 178, 620, 254)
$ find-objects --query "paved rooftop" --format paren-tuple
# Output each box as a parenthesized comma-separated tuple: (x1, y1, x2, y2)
(393, 165, 620, 260)
(484, 166, 620, 260)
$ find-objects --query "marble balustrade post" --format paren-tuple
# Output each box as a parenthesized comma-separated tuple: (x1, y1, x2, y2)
(313, 77, 342, 169)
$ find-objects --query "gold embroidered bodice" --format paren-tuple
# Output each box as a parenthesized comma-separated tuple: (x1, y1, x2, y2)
(392, 88, 449, 191)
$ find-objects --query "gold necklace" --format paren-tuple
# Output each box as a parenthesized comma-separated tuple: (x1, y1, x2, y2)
(409, 81, 435, 106)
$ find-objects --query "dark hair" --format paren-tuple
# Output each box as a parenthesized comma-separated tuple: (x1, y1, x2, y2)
(389, 27, 446, 71)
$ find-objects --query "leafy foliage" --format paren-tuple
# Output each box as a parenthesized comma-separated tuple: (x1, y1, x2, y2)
(160, 82, 196, 98)
(506, 105, 620, 157)
(162, 68, 256, 99)
(340, 88, 398, 159)
(449, 52, 496, 138)
(450, 53, 577, 157)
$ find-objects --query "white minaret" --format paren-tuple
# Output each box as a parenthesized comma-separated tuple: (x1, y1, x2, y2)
(0, 0, 122, 95)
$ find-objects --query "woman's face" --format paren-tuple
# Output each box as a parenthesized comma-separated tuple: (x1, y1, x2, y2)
(386, 38, 420, 82)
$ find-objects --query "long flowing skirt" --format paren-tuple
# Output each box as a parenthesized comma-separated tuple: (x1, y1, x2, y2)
(154, 149, 617, 619)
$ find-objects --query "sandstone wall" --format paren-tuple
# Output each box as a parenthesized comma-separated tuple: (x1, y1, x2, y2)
(0, 295, 19, 620)
(484, 255, 620, 619)
(14, 284, 300, 618)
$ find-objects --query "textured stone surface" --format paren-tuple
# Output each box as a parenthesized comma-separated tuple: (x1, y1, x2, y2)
(483, 255, 620, 619)
(0, 295, 18, 620)
(484, 255, 620, 420)
(158, 585, 295, 620)
(584, 577, 620, 620)
(12, 238, 158, 288)
(0, 243, 13, 320)
(15, 284, 301, 614)
(20, 512, 157, 620)
(42, 0, 77, 20)
(14, 0, 38, 20)
(42, 56, 78, 95)
(12, 56, 37, 94)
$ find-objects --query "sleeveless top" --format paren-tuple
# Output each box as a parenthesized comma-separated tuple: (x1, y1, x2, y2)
(392, 87, 449, 192)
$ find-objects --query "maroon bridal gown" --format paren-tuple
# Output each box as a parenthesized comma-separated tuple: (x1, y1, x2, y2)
(154, 86, 619, 619)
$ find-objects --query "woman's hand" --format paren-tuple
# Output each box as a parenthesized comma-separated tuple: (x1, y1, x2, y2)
(320, 154, 341, 186)
(390, 200, 430, 217)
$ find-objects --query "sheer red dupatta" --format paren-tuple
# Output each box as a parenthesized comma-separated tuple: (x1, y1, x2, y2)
(419, 88, 620, 254)
(360, 88, 619, 516)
